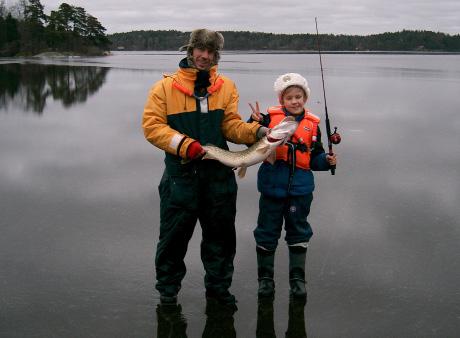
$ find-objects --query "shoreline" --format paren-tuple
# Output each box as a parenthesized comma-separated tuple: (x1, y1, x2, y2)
(110, 50, 460, 55)
(226, 50, 460, 55)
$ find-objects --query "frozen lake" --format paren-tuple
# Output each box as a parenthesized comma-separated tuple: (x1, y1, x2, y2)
(1, 51, 460, 337)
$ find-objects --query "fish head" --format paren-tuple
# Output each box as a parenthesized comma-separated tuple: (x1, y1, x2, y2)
(266, 116, 298, 144)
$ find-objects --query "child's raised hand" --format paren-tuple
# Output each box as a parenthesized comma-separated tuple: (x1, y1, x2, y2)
(249, 101, 263, 122)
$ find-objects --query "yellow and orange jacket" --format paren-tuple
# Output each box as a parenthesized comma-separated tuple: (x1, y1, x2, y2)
(142, 58, 260, 170)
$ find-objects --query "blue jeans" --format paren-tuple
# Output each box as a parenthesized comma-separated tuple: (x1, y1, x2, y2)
(254, 193, 314, 251)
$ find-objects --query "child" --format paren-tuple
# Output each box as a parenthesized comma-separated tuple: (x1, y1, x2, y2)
(249, 73, 337, 300)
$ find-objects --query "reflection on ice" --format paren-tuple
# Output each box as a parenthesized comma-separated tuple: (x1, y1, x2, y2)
(0, 63, 109, 114)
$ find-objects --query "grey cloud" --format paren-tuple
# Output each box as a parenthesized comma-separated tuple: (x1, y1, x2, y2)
(37, 0, 460, 35)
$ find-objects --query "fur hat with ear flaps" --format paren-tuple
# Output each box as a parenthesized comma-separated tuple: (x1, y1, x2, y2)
(179, 28, 225, 67)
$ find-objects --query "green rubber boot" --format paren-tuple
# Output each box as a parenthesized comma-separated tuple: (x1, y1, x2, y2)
(288, 245, 307, 300)
(256, 246, 276, 298)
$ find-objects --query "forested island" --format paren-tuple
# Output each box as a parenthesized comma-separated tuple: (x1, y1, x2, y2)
(109, 30, 460, 53)
(0, 0, 110, 56)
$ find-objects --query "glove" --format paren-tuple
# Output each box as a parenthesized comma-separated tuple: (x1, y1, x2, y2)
(186, 141, 205, 160)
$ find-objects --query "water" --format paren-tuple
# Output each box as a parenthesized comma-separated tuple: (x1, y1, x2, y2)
(1, 52, 460, 337)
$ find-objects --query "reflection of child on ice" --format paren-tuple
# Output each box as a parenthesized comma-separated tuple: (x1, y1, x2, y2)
(249, 73, 337, 300)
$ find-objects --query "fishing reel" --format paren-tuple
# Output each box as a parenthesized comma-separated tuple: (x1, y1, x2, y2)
(330, 127, 341, 145)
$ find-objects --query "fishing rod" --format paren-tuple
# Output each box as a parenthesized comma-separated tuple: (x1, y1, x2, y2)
(314, 17, 341, 175)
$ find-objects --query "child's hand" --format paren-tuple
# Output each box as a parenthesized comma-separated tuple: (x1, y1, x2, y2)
(326, 153, 337, 166)
(249, 101, 263, 121)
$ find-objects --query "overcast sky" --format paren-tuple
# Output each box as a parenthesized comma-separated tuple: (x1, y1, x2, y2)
(8, 0, 460, 35)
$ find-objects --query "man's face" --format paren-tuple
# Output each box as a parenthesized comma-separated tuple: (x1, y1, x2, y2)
(191, 47, 215, 70)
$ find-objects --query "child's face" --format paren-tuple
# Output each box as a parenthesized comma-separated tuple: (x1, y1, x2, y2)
(281, 86, 307, 115)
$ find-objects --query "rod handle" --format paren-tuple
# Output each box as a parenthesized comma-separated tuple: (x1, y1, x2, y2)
(330, 165, 336, 175)
(328, 151, 336, 175)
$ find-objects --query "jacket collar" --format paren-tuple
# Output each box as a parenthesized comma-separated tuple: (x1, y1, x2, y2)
(177, 57, 218, 83)
(169, 58, 220, 97)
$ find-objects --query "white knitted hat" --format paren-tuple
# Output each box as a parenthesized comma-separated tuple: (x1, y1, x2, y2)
(273, 73, 310, 101)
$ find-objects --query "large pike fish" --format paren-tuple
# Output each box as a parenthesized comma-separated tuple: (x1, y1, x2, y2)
(202, 116, 298, 178)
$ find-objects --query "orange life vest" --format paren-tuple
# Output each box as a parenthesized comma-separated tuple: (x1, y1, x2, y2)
(268, 106, 320, 170)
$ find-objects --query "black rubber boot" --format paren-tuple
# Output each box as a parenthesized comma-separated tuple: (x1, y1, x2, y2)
(288, 246, 307, 300)
(205, 289, 238, 311)
(256, 246, 276, 298)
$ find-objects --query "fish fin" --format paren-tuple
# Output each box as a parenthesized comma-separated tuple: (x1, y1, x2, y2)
(266, 151, 277, 165)
(237, 167, 247, 178)
(256, 144, 270, 154)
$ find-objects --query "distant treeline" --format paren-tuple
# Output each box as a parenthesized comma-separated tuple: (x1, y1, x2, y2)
(109, 30, 460, 52)
(0, 0, 110, 56)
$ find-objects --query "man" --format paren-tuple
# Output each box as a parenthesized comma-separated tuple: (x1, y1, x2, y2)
(142, 29, 267, 306)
